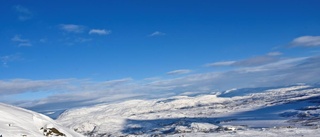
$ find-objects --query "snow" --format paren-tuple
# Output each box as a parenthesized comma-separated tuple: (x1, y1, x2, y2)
(57, 84, 320, 136)
(0, 103, 84, 137)
(169, 127, 320, 137)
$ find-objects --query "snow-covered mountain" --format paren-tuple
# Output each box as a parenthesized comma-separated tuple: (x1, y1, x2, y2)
(0, 103, 84, 137)
(57, 84, 320, 137)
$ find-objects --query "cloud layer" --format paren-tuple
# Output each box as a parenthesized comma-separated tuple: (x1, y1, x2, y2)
(1, 54, 320, 111)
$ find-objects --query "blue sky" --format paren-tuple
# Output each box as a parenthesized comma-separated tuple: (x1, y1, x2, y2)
(1, 0, 320, 111)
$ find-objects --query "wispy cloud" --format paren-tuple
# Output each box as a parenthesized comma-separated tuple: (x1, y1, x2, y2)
(14, 5, 33, 21)
(205, 61, 236, 67)
(167, 69, 192, 75)
(62, 37, 92, 46)
(146, 56, 320, 93)
(0, 54, 21, 67)
(233, 56, 279, 67)
(206, 53, 281, 67)
(149, 31, 166, 37)
(11, 35, 32, 47)
(75, 37, 92, 43)
(100, 78, 133, 86)
(238, 57, 309, 73)
(89, 29, 111, 35)
(59, 24, 85, 33)
(291, 36, 320, 47)
(11, 35, 29, 43)
(267, 51, 282, 56)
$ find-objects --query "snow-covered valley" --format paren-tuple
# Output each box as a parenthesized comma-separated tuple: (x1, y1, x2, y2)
(1, 84, 320, 136)
(55, 84, 320, 136)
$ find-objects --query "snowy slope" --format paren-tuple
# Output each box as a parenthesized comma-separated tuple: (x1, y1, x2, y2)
(0, 103, 84, 137)
(57, 84, 320, 136)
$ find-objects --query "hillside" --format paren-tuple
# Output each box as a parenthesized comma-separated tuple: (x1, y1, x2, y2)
(57, 84, 320, 136)
(0, 103, 84, 137)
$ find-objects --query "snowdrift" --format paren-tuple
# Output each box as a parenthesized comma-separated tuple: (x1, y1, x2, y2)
(0, 103, 84, 137)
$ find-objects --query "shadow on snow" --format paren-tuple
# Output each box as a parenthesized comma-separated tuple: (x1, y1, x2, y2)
(121, 96, 320, 135)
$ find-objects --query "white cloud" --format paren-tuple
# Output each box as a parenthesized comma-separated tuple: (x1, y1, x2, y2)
(267, 51, 282, 56)
(205, 61, 236, 67)
(11, 35, 32, 47)
(149, 31, 166, 37)
(89, 29, 111, 35)
(60, 24, 85, 33)
(14, 5, 33, 21)
(167, 69, 192, 75)
(291, 36, 320, 47)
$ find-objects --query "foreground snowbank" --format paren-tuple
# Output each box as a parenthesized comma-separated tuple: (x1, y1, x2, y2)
(0, 103, 84, 137)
